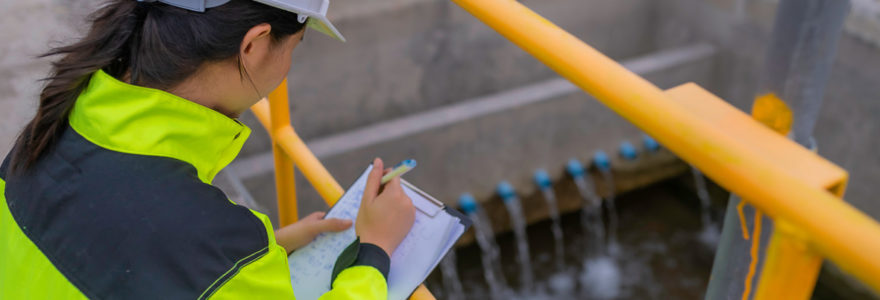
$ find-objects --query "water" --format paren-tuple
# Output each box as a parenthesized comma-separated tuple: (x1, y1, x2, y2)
(572, 175, 605, 255)
(547, 271, 577, 296)
(597, 168, 621, 255)
(691, 167, 720, 246)
(565, 166, 623, 299)
(533, 183, 580, 299)
(470, 208, 508, 298)
(580, 256, 622, 299)
(429, 179, 718, 299)
(440, 251, 464, 300)
(539, 187, 565, 272)
(502, 196, 535, 292)
(577, 169, 623, 299)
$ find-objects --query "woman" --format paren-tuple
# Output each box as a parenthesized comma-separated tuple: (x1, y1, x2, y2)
(0, 0, 415, 299)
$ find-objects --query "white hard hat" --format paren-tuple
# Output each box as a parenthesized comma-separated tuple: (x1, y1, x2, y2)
(137, 0, 345, 42)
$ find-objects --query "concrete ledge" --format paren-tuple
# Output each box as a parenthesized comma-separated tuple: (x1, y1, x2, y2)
(456, 149, 690, 246)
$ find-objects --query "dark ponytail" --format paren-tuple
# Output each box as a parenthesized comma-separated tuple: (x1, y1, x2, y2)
(10, 0, 306, 172)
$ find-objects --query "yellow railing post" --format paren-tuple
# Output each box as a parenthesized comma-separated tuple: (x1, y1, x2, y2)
(753, 220, 825, 299)
(268, 79, 298, 226)
(750, 0, 851, 297)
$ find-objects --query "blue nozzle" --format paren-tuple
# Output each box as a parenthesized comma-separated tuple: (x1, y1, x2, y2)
(458, 193, 478, 214)
(642, 135, 660, 152)
(496, 181, 517, 202)
(534, 169, 552, 189)
(593, 151, 611, 171)
(566, 159, 585, 178)
(619, 141, 638, 161)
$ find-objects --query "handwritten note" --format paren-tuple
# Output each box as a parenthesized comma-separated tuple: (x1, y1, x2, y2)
(288, 166, 466, 300)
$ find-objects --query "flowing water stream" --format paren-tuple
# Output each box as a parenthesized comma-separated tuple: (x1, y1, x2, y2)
(535, 170, 565, 272)
(498, 182, 535, 293)
(440, 251, 464, 299)
(459, 194, 508, 298)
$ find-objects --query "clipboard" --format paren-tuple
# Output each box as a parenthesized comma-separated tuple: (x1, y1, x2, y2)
(287, 164, 471, 300)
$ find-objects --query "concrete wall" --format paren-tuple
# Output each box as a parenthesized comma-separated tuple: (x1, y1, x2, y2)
(0, 0, 99, 157)
(234, 45, 718, 224)
(237, 0, 659, 157)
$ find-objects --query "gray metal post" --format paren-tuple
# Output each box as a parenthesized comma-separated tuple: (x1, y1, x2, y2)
(705, 0, 850, 299)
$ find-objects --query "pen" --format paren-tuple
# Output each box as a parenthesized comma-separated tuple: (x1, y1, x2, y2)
(381, 159, 417, 184)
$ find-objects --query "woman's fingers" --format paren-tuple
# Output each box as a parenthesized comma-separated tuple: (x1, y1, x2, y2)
(362, 158, 384, 203)
(378, 176, 403, 200)
(385, 177, 413, 211)
(313, 218, 353, 233)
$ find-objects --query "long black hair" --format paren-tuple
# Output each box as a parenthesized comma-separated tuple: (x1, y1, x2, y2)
(10, 0, 306, 172)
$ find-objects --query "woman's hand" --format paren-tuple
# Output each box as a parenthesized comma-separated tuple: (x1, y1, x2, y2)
(356, 158, 416, 256)
(275, 211, 352, 254)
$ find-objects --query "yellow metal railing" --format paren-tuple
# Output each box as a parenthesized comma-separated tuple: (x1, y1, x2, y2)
(250, 82, 435, 300)
(251, 0, 878, 298)
(447, 0, 879, 298)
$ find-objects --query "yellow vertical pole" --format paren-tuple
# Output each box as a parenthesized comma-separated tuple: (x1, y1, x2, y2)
(268, 79, 298, 226)
(753, 220, 824, 299)
(749, 0, 850, 297)
(749, 94, 824, 299)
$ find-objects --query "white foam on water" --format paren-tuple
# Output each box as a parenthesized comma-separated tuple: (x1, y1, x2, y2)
(580, 256, 621, 299)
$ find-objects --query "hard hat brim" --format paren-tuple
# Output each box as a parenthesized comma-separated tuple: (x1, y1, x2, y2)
(254, 0, 346, 42)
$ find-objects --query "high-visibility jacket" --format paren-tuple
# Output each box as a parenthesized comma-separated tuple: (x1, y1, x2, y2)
(0, 70, 389, 299)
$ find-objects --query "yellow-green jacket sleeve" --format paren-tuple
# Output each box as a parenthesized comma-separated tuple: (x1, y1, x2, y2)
(209, 213, 390, 300)
(319, 239, 391, 299)
(319, 266, 389, 299)
(207, 243, 296, 299)
(207, 211, 295, 299)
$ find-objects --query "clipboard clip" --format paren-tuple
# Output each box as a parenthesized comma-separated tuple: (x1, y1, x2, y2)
(401, 179, 446, 217)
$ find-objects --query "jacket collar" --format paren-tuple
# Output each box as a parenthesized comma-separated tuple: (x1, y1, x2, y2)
(69, 70, 251, 183)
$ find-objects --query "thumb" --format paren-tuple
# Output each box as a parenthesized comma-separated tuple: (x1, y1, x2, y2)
(381, 176, 403, 197)
(362, 158, 384, 203)
(313, 218, 353, 233)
